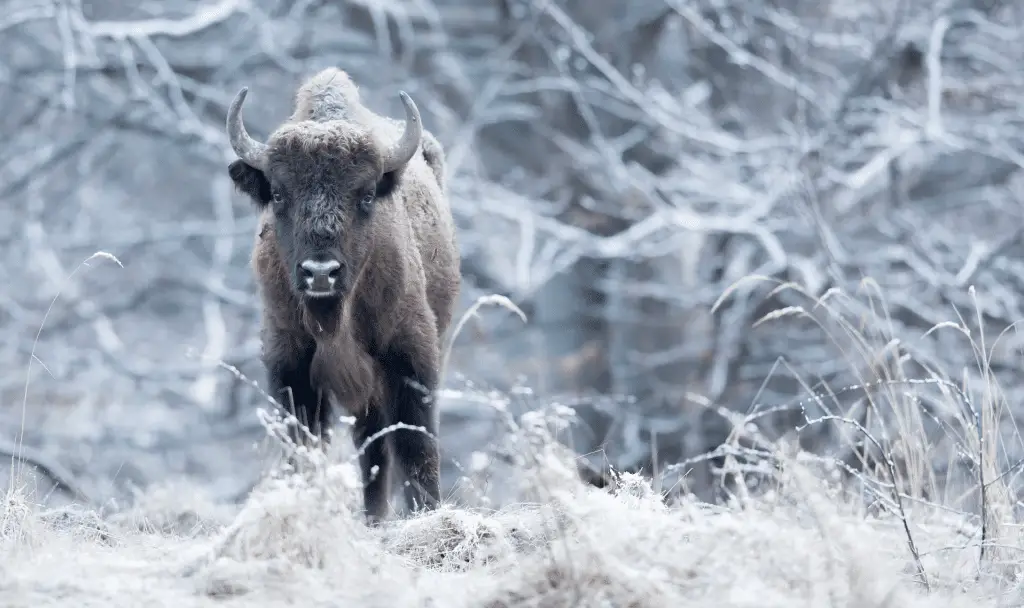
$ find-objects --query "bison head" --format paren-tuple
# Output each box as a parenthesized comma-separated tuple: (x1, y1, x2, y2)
(225, 86, 422, 302)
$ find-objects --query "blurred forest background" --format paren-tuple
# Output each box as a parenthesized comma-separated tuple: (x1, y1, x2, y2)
(1, 0, 1022, 510)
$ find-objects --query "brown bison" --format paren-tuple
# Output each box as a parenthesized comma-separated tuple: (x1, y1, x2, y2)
(224, 68, 461, 522)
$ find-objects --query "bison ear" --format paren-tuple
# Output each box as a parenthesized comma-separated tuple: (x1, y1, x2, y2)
(374, 169, 400, 200)
(228, 159, 272, 208)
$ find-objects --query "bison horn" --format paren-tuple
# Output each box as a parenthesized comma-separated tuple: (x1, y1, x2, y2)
(381, 91, 422, 174)
(226, 87, 270, 172)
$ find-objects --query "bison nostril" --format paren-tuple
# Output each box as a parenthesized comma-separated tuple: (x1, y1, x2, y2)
(300, 259, 342, 288)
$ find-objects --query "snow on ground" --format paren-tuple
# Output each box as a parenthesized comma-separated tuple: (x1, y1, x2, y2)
(0, 408, 1018, 608)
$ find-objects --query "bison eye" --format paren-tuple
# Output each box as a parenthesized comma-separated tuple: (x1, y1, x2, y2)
(359, 191, 375, 213)
(272, 190, 283, 204)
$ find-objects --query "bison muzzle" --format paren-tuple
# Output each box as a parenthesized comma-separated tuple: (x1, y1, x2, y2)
(225, 68, 461, 523)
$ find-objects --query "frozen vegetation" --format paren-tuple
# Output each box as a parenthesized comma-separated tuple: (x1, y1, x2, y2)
(2, 0, 1024, 605)
(4, 356, 1024, 607)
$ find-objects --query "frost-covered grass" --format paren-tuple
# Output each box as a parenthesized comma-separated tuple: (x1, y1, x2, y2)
(0, 403, 1020, 608)
(5, 272, 1022, 606)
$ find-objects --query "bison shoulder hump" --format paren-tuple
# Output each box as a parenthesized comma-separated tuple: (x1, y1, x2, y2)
(419, 130, 446, 191)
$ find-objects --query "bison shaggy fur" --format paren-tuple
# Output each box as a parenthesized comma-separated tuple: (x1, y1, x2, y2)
(224, 67, 460, 522)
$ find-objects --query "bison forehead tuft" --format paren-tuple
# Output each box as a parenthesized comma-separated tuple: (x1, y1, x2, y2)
(306, 209, 346, 237)
(268, 121, 382, 167)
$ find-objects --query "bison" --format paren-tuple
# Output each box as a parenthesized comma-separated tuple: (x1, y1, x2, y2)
(224, 68, 461, 523)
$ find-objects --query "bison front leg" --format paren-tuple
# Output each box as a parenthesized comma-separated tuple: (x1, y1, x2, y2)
(263, 335, 331, 457)
(352, 397, 394, 524)
(382, 345, 442, 515)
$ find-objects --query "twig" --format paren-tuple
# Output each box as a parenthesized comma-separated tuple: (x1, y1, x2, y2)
(0, 436, 93, 505)
(798, 414, 930, 590)
(925, 16, 952, 139)
(79, 0, 245, 39)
